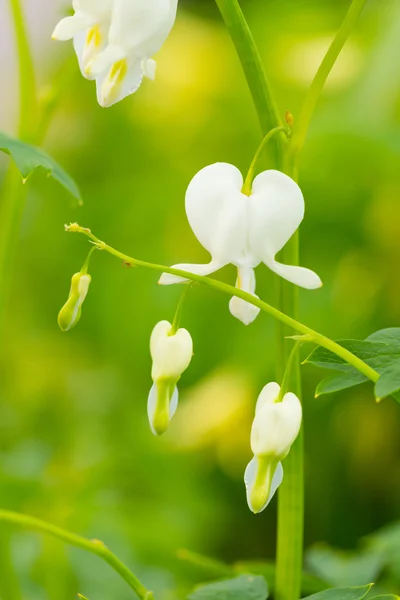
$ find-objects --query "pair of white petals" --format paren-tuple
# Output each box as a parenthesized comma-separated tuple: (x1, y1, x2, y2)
(52, 0, 178, 106)
(245, 382, 302, 514)
(159, 163, 322, 325)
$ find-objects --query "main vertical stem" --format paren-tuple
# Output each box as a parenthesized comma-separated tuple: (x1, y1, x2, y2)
(214, 2, 303, 599)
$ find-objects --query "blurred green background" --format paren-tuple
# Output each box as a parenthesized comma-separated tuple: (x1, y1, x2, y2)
(0, 0, 400, 598)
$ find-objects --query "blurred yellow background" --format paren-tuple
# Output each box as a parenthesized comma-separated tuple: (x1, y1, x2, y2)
(0, 0, 399, 598)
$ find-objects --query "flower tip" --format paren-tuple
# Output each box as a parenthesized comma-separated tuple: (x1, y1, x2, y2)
(150, 410, 170, 436)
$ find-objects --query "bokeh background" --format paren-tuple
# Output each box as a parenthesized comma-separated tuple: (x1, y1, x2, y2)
(0, 0, 400, 598)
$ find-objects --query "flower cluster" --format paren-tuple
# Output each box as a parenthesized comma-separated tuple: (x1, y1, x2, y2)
(52, 0, 178, 107)
(56, 0, 322, 515)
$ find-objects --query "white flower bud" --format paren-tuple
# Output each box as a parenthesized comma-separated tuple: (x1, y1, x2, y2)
(244, 382, 302, 514)
(58, 273, 91, 332)
(148, 320, 193, 436)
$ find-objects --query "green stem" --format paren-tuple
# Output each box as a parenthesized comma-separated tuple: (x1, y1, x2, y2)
(8, 0, 38, 141)
(0, 510, 154, 600)
(215, 0, 285, 166)
(0, 0, 38, 334)
(242, 126, 288, 194)
(288, 0, 368, 178)
(276, 1, 367, 596)
(67, 224, 379, 385)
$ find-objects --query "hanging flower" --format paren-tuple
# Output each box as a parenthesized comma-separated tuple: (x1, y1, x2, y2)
(58, 272, 91, 332)
(148, 320, 193, 436)
(53, 0, 178, 107)
(244, 382, 302, 514)
(88, 0, 178, 107)
(52, 1, 114, 79)
(159, 163, 322, 325)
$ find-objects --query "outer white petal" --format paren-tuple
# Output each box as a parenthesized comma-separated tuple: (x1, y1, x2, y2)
(251, 392, 302, 457)
(53, 0, 113, 40)
(255, 382, 281, 414)
(147, 383, 178, 436)
(185, 163, 251, 266)
(108, 0, 178, 57)
(244, 458, 283, 514)
(249, 170, 305, 257)
(150, 321, 193, 381)
(249, 169, 322, 289)
(52, 14, 93, 40)
(159, 260, 225, 285)
(266, 261, 322, 290)
(229, 267, 260, 325)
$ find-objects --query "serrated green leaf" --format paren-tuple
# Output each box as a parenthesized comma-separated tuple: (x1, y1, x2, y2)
(302, 584, 373, 600)
(0, 131, 82, 203)
(187, 575, 268, 600)
(374, 358, 400, 400)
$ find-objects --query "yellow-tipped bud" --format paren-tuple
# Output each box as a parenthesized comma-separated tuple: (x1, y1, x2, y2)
(58, 272, 91, 332)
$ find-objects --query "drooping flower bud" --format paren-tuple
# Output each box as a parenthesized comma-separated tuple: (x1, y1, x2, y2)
(148, 320, 193, 436)
(58, 272, 91, 332)
(244, 382, 302, 514)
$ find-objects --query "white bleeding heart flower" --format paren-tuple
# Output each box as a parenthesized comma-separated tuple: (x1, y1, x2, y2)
(148, 320, 193, 436)
(159, 163, 322, 325)
(86, 0, 179, 107)
(52, 0, 114, 80)
(244, 382, 302, 514)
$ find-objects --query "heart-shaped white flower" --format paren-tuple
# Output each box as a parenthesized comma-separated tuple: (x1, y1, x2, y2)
(159, 163, 322, 324)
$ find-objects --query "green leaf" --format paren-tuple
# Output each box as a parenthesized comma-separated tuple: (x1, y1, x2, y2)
(187, 575, 268, 600)
(305, 329, 400, 402)
(305, 341, 399, 371)
(374, 358, 400, 400)
(306, 545, 384, 586)
(367, 328, 400, 347)
(315, 372, 368, 397)
(0, 131, 82, 203)
(302, 584, 373, 600)
(235, 561, 328, 595)
(369, 596, 400, 600)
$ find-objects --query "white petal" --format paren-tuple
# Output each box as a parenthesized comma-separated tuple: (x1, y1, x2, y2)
(150, 321, 193, 382)
(73, 24, 109, 80)
(244, 457, 283, 514)
(52, 14, 93, 40)
(255, 382, 281, 414)
(108, 0, 178, 57)
(95, 54, 144, 108)
(251, 392, 302, 457)
(185, 163, 250, 266)
(143, 58, 157, 80)
(87, 44, 126, 76)
(147, 383, 179, 436)
(249, 169, 305, 259)
(229, 267, 260, 325)
(266, 260, 322, 290)
(158, 260, 225, 285)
